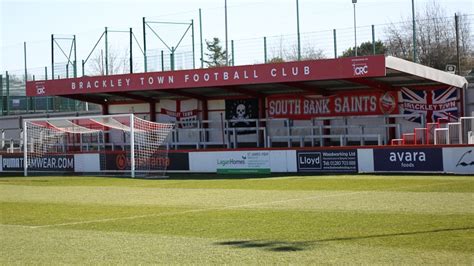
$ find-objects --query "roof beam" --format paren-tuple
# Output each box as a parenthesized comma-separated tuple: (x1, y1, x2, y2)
(280, 82, 330, 96)
(163, 89, 207, 101)
(218, 86, 264, 98)
(63, 94, 106, 105)
(344, 78, 396, 91)
(109, 92, 156, 102)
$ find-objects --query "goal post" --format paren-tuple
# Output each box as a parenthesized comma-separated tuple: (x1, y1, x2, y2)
(23, 114, 174, 178)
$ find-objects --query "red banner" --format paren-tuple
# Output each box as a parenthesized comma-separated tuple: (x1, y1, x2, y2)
(266, 91, 398, 119)
(26, 56, 385, 97)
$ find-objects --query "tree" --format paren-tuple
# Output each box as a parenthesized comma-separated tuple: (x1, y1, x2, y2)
(383, 1, 473, 74)
(269, 36, 327, 63)
(341, 41, 386, 57)
(89, 46, 130, 76)
(204, 37, 228, 67)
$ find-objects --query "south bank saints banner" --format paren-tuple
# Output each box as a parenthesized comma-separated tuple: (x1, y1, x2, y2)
(266, 91, 398, 119)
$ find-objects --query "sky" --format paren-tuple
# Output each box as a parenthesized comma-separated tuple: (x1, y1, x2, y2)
(1, 0, 472, 75)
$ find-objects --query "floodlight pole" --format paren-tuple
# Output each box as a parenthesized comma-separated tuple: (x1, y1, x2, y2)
(352, 0, 358, 57)
(143, 17, 148, 72)
(225, 0, 229, 66)
(105, 27, 109, 75)
(130, 28, 133, 73)
(73, 35, 77, 78)
(296, 0, 301, 61)
(24, 42, 28, 83)
(411, 0, 416, 62)
(455, 13, 461, 74)
(51, 34, 55, 80)
(199, 8, 204, 68)
(191, 19, 195, 69)
(24, 42, 30, 112)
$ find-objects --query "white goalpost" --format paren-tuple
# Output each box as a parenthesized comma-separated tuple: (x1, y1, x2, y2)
(23, 114, 174, 178)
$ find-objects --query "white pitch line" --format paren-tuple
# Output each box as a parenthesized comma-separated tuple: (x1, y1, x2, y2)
(3, 180, 470, 229)
(28, 190, 360, 229)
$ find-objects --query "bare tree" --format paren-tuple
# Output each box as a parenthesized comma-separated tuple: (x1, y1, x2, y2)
(384, 1, 473, 74)
(269, 38, 326, 62)
(88, 46, 130, 76)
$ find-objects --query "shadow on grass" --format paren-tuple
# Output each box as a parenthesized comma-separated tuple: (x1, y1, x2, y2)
(216, 240, 307, 252)
(215, 227, 473, 252)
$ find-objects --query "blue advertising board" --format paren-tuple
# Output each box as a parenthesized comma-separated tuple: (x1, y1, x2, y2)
(2, 154, 75, 172)
(373, 148, 443, 172)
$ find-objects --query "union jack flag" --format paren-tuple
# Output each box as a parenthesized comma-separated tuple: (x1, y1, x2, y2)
(400, 87, 458, 123)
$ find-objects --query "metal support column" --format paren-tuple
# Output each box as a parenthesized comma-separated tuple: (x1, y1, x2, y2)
(371, 25, 376, 55)
(296, 0, 301, 61)
(231, 40, 234, 66)
(143, 17, 148, 72)
(411, 0, 416, 62)
(130, 27, 133, 73)
(51, 34, 55, 80)
(105, 27, 109, 75)
(73, 35, 77, 77)
(24, 42, 29, 112)
(161, 50, 164, 71)
(264, 37, 267, 63)
(191, 19, 195, 69)
(199, 8, 204, 68)
(6, 71, 10, 115)
(170, 47, 175, 71)
(455, 14, 461, 74)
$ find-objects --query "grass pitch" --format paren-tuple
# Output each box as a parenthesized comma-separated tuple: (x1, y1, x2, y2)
(1, 174, 473, 264)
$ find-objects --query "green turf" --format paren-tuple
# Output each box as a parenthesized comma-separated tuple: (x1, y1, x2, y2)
(1, 174, 473, 264)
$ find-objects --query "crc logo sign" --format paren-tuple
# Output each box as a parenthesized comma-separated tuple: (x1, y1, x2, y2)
(35, 84, 46, 95)
(353, 63, 369, 76)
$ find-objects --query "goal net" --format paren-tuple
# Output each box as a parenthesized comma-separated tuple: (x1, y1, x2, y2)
(23, 114, 174, 178)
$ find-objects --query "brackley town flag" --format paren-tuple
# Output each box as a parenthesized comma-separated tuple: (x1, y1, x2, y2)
(400, 87, 459, 123)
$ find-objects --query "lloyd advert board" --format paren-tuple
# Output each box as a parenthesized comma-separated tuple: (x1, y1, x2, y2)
(297, 150, 357, 173)
(373, 148, 443, 172)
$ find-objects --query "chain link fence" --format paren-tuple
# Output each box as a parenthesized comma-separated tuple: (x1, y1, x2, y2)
(1, 14, 472, 115)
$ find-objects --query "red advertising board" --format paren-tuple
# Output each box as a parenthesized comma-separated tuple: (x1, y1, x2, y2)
(26, 56, 386, 97)
(266, 91, 398, 119)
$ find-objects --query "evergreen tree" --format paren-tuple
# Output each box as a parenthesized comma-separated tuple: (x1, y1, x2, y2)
(203, 37, 228, 67)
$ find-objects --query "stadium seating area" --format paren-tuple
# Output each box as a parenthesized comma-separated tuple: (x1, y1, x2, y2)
(391, 116, 474, 145)
(2, 114, 472, 155)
